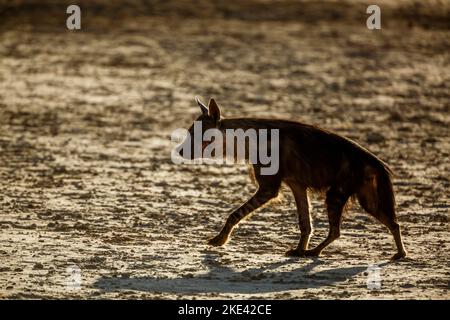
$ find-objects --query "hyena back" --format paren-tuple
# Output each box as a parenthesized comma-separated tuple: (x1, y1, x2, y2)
(179, 98, 407, 260)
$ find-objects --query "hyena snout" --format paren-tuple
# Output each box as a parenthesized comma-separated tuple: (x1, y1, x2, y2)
(175, 139, 196, 160)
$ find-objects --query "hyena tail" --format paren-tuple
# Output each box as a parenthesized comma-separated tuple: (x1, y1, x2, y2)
(356, 157, 407, 259)
(356, 162, 396, 221)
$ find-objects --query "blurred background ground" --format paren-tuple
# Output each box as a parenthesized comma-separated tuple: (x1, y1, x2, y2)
(0, 0, 448, 299)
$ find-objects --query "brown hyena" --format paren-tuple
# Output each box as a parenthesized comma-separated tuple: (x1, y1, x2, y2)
(176, 98, 407, 260)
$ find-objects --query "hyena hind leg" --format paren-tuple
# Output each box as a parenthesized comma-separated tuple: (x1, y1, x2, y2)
(207, 175, 281, 247)
(285, 183, 312, 257)
(303, 186, 350, 257)
(358, 191, 407, 260)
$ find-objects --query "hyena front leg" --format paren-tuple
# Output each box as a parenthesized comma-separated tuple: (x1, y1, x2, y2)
(207, 174, 281, 247)
(285, 183, 311, 257)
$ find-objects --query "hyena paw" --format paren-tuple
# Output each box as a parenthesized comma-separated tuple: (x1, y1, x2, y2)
(303, 249, 321, 257)
(285, 248, 306, 257)
(391, 251, 407, 261)
(207, 234, 228, 247)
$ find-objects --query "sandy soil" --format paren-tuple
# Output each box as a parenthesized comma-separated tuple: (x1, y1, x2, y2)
(0, 1, 449, 299)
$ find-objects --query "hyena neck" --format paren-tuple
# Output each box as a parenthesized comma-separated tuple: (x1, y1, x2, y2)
(219, 118, 265, 131)
(218, 118, 280, 172)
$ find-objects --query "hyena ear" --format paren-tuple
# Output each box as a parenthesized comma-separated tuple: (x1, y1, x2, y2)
(195, 97, 208, 115)
(208, 98, 221, 122)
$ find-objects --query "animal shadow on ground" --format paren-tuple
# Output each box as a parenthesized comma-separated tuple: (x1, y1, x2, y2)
(94, 250, 369, 294)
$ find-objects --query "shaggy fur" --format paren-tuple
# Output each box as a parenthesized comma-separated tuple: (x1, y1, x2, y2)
(180, 98, 407, 260)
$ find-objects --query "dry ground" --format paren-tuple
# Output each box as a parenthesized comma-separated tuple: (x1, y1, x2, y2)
(0, 0, 449, 299)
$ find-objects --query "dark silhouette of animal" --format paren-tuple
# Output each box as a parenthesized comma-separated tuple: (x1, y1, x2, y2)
(177, 98, 407, 260)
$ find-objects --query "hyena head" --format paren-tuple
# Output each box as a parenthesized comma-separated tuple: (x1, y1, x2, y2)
(175, 97, 221, 160)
